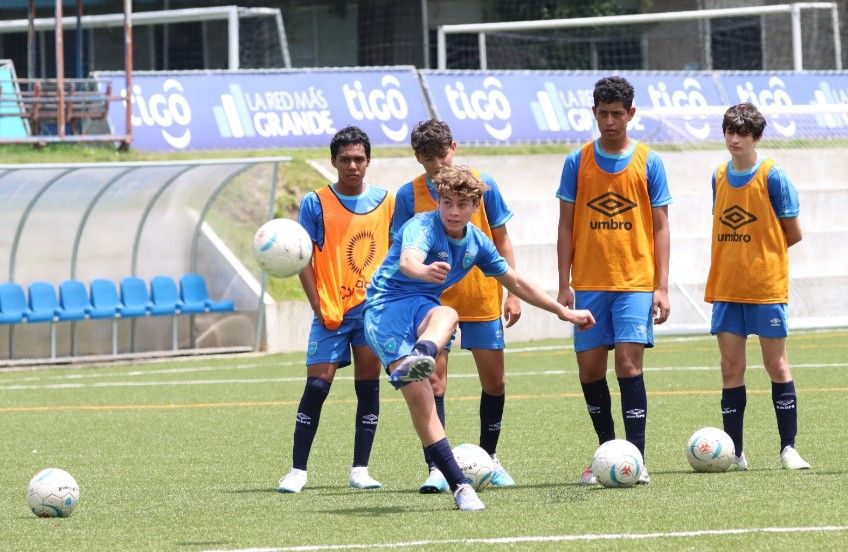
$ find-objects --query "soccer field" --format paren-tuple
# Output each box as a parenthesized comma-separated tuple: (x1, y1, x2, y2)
(1, 330, 847, 551)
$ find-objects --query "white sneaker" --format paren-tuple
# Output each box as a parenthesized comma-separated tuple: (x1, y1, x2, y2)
(637, 465, 650, 484)
(780, 446, 811, 470)
(349, 466, 382, 489)
(453, 483, 485, 511)
(489, 454, 516, 487)
(578, 466, 597, 485)
(278, 468, 307, 493)
(420, 468, 449, 494)
(728, 452, 748, 471)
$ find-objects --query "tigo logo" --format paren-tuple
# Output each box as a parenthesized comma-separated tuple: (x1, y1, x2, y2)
(127, 79, 192, 149)
(444, 77, 512, 140)
(343, 75, 410, 142)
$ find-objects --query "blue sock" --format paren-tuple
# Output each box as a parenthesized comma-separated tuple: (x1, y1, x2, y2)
(581, 378, 615, 445)
(772, 380, 798, 451)
(425, 438, 466, 491)
(352, 379, 379, 467)
(721, 385, 746, 456)
(423, 394, 447, 469)
(479, 391, 504, 455)
(291, 376, 331, 470)
(413, 339, 438, 358)
(618, 374, 647, 459)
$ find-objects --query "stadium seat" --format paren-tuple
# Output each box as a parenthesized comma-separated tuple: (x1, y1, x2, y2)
(179, 273, 235, 313)
(27, 281, 61, 358)
(0, 282, 30, 359)
(58, 280, 90, 321)
(89, 279, 122, 355)
(119, 276, 152, 318)
(150, 275, 183, 350)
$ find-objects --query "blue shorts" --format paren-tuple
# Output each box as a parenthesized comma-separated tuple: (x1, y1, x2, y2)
(305, 313, 368, 368)
(711, 302, 788, 338)
(573, 291, 654, 353)
(444, 319, 504, 352)
(364, 296, 440, 374)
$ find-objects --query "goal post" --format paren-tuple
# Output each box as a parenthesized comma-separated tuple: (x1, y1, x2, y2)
(436, 2, 842, 72)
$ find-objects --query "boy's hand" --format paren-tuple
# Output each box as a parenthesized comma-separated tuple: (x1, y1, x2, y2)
(421, 261, 450, 283)
(561, 307, 595, 330)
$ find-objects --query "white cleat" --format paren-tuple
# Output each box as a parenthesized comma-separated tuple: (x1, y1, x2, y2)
(780, 446, 811, 470)
(349, 466, 382, 489)
(453, 483, 485, 511)
(728, 452, 748, 471)
(278, 468, 307, 493)
(637, 465, 650, 484)
(578, 466, 597, 486)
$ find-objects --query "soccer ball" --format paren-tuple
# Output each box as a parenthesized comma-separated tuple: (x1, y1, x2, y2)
(452, 443, 494, 491)
(252, 218, 312, 278)
(27, 468, 80, 518)
(686, 427, 735, 472)
(591, 439, 644, 488)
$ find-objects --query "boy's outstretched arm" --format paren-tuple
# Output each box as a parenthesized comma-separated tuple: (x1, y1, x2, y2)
(399, 248, 451, 284)
(495, 268, 595, 330)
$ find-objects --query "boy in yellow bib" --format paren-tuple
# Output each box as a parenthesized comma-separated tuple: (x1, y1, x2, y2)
(705, 103, 810, 471)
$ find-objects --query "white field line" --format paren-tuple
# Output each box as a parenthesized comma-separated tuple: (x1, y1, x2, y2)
(202, 525, 848, 552)
(0, 362, 845, 392)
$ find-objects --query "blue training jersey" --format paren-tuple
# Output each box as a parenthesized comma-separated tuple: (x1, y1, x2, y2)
(391, 172, 513, 240)
(298, 183, 391, 249)
(366, 210, 508, 309)
(710, 159, 799, 218)
(556, 139, 672, 206)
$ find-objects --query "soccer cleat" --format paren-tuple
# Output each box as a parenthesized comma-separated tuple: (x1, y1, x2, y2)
(348, 466, 382, 489)
(637, 465, 650, 484)
(578, 466, 597, 485)
(278, 468, 307, 493)
(453, 483, 485, 511)
(388, 351, 436, 388)
(419, 468, 449, 494)
(780, 446, 811, 470)
(728, 452, 748, 471)
(489, 454, 516, 487)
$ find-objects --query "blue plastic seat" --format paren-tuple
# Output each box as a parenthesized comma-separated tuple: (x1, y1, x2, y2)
(179, 273, 235, 314)
(58, 280, 90, 321)
(0, 282, 29, 324)
(27, 281, 60, 323)
(119, 277, 152, 318)
(89, 279, 121, 319)
(150, 276, 182, 316)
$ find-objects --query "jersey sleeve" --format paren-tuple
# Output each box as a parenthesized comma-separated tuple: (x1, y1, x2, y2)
(297, 192, 323, 249)
(480, 172, 513, 228)
(767, 165, 800, 218)
(647, 150, 672, 207)
(475, 230, 509, 276)
(555, 148, 582, 203)
(399, 214, 433, 257)
(390, 182, 416, 240)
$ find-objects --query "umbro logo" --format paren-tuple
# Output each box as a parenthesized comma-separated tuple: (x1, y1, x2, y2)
(437, 251, 449, 259)
(624, 408, 646, 419)
(587, 404, 602, 414)
(361, 414, 379, 425)
(775, 399, 795, 410)
(587, 192, 637, 217)
(770, 317, 782, 327)
(296, 413, 312, 425)
(720, 205, 757, 230)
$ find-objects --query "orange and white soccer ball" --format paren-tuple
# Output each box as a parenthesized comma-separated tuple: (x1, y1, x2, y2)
(252, 218, 312, 278)
(686, 427, 735, 472)
(591, 439, 644, 487)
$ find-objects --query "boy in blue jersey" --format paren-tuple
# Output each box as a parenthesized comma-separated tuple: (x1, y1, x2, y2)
(278, 126, 394, 493)
(556, 76, 672, 485)
(392, 119, 521, 493)
(365, 165, 594, 510)
(704, 103, 810, 471)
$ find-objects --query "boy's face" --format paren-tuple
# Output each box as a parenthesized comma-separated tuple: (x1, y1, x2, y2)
(724, 130, 759, 158)
(331, 143, 369, 189)
(415, 142, 457, 178)
(437, 190, 478, 238)
(592, 101, 635, 142)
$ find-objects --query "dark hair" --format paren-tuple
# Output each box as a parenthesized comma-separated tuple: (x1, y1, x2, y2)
(722, 103, 767, 140)
(330, 126, 371, 160)
(593, 76, 635, 109)
(410, 119, 453, 158)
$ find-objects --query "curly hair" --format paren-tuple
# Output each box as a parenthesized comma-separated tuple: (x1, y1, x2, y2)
(593, 76, 635, 109)
(410, 119, 453, 158)
(722, 103, 767, 140)
(433, 165, 489, 202)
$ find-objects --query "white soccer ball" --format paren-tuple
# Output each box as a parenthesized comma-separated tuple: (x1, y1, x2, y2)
(452, 443, 494, 491)
(686, 427, 735, 472)
(591, 439, 644, 488)
(252, 218, 312, 278)
(27, 468, 80, 518)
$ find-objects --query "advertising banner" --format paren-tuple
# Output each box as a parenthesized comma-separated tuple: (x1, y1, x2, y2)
(94, 68, 430, 151)
(421, 71, 726, 144)
(717, 72, 848, 139)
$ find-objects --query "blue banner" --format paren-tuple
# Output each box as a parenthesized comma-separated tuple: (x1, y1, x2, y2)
(94, 68, 430, 151)
(421, 71, 726, 144)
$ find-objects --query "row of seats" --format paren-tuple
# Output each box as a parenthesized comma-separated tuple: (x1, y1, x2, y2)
(0, 273, 235, 359)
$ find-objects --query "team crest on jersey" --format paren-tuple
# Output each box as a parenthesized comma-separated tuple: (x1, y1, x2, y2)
(463, 252, 475, 269)
(307, 341, 318, 356)
(383, 337, 398, 354)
